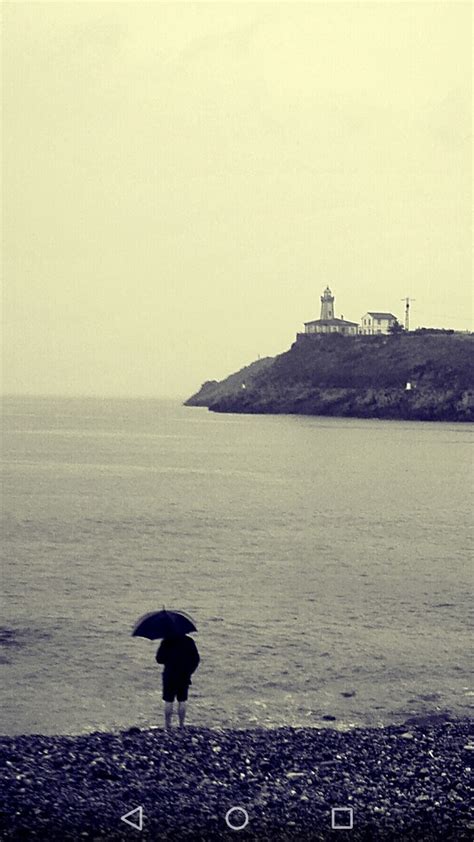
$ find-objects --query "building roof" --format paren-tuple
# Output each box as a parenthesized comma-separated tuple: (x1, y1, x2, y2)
(304, 317, 359, 327)
(365, 312, 397, 320)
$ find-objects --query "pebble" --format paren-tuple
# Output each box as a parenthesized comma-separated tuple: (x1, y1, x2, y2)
(0, 719, 471, 841)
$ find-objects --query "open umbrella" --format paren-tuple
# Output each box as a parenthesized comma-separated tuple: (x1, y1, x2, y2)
(132, 608, 197, 640)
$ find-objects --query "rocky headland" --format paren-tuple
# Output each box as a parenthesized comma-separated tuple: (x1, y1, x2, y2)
(1, 717, 472, 841)
(185, 333, 474, 422)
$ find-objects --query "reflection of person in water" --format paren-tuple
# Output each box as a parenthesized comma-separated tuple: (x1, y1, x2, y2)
(155, 634, 200, 729)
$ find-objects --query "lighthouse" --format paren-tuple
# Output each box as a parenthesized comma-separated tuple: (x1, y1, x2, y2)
(303, 286, 358, 336)
(320, 286, 335, 320)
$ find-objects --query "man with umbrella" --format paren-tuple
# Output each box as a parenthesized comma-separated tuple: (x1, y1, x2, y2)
(133, 609, 200, 729)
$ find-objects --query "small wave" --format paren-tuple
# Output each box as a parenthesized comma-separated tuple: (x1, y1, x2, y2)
(1, 460, 279, 483)
(0, 626, 53, 650)
(402, 711, 455, 727)
(7, 430, 196, 440)
(0, 627, 22, 648)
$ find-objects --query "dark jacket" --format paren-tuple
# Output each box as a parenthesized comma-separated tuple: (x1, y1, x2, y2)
(156, 635, 200, 679)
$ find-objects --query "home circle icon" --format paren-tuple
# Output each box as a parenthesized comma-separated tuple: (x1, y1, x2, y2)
(225, 806, 249, 831)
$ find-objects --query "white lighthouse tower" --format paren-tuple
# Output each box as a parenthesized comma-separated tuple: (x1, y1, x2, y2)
(320, 286, 335, 320)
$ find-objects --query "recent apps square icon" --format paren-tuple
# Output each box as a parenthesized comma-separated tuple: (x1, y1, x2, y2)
(331, 807, 353, 830)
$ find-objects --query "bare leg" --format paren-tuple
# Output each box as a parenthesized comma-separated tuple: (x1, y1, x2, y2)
(177, 701, 187, 727)
(164, 701, 173, 729)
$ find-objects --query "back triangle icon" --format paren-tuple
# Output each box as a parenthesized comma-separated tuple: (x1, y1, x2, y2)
(120, 806, 143, 830)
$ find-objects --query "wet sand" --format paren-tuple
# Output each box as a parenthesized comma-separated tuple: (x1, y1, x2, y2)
(1, 717, 472, 841)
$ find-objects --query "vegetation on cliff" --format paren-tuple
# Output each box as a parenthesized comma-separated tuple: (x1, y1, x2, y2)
(184, 356, 274, 407)
(185, 333, 474, 422)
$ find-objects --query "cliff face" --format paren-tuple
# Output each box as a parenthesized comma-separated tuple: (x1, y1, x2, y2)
(185, 333, 474, 422)
(184, 356, 274, 407)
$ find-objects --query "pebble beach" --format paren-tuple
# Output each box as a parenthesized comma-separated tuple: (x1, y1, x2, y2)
(1, 716, 472, 841)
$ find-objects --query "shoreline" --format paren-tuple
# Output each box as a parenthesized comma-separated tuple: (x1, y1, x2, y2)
(1, 716, 472, 841)
(184, 332, 474, 423)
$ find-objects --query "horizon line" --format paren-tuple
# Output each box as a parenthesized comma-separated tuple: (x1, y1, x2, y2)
(0, 392, 189, 402)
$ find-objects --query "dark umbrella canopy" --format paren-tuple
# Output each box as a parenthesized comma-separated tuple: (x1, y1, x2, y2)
(132, 609, 197, 640)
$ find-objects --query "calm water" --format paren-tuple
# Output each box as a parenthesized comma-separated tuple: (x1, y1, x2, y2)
(1, 396, 472, 735)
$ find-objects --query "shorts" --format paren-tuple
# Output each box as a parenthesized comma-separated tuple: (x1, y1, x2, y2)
(162, 674, 190, 703)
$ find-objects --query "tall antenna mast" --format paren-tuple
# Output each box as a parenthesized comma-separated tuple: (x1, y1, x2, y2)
(401, 297, 416, 331)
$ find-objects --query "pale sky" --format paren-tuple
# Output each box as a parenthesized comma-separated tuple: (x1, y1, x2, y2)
(2, 1, 472, 398)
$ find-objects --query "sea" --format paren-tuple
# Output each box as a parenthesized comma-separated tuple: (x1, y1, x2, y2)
(1, 396, 472, 736)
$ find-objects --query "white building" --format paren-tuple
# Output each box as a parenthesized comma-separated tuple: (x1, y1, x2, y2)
(360, 312, 397, 335)
(304, 287, 359, 336)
